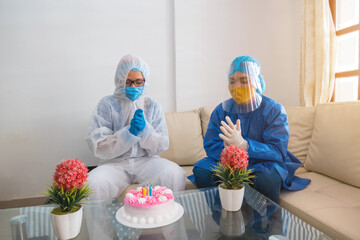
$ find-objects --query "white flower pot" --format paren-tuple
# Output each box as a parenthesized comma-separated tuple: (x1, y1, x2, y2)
(218, 185, 245, 211)
(50, 205, 83, 240)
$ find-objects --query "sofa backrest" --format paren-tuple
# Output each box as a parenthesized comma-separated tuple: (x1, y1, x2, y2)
(199, 107, 215, 138)
(159, 104, 326, 171)
(304, 101, 360, 188)
(285, 106, 316, 164)
(159, 109, 206, 166)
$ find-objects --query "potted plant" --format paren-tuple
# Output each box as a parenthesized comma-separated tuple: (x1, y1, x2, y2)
(46, 159, 92, 240)
(213, 145, 254, 211)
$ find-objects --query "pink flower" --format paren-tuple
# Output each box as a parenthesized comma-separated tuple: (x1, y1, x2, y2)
(53, 159, 88, 191)
(220, 145, 249, 171)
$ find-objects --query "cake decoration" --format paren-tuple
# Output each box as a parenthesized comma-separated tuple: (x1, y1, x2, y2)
(125, 193, 134, 198)
(162, 189, 173, 194)
(157, 196, 167, 202)
(124, 186, 174, 207)
(122, 185, 178, 224)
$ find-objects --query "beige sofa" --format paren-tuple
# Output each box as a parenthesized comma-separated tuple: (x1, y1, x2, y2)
(122, 102, 360, 240)
(279, 102, 360, 240)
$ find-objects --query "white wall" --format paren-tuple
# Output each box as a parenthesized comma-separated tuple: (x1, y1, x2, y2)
(175, 0, 302, 111)
(0, 0, 301, 201)
(0, 0, 176, 201)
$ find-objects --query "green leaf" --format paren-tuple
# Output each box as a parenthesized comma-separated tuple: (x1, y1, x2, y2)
(45, 183, 92, 212)
(212, 162, 255, 189)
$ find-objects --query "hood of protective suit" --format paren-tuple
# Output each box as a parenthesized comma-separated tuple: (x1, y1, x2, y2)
(114, 54, 150, 100)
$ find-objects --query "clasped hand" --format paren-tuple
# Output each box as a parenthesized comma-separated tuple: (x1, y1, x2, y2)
(129, 109, 146, 136)
(219, 116, 248, 149)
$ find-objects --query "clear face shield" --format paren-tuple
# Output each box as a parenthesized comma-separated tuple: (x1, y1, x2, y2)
(224, 60, 264, 113)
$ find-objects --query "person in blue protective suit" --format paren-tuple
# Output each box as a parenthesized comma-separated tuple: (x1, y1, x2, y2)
(189, 56, 310, 203)
(86, 55, 186, 200)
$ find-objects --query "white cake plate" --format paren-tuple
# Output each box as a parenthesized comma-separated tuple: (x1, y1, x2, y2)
(116, 202, 184, 229)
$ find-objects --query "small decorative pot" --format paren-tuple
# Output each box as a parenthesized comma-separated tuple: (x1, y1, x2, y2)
(50, 205, 83, 240)
(218, 184, 245, 211)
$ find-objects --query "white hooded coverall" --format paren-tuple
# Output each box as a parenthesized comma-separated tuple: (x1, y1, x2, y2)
(86, 55, 186, 200)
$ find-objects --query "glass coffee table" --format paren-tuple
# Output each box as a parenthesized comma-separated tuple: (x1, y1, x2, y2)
(1, 185, 332, 240)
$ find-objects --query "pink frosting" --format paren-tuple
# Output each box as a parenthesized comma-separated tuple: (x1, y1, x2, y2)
(124, 187, 174, 207)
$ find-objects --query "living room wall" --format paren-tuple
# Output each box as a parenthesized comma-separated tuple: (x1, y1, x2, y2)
(0, 0, 301, 201)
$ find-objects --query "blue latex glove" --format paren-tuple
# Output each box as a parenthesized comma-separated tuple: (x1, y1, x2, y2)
(129, 109, 146, 136)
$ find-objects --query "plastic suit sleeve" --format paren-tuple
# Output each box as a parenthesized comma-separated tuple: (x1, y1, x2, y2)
(246, 105, 289, 163)
(138, 103, 169, 156)
(86, 101, 140, 160)
(203, 105, 226, 161)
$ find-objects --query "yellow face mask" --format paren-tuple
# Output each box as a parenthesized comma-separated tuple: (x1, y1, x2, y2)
(229, 86, 256, 104)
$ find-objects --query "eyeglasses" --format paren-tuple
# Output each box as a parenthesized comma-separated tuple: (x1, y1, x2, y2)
(126, 79, 145, 87)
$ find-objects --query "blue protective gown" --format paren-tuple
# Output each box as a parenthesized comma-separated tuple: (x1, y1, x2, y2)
(190, 96, 310, 191)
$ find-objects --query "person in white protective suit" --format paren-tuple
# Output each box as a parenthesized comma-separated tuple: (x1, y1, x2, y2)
(86, 54, 186, 200)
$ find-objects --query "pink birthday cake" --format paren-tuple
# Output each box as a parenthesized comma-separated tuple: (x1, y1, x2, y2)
(122, 186, 178, 224)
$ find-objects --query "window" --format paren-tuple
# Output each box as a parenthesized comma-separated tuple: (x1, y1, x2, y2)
(330, 0, 360, 101)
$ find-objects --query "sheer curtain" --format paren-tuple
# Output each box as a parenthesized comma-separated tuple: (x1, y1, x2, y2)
(300, 0, 338, 107)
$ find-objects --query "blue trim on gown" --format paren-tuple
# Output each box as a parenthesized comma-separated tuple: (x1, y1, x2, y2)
(189, 96, 310, 191)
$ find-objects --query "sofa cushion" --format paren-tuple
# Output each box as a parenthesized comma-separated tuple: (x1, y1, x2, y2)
(304, 102, 360, 188)
(159, 110, 206, 166)
(285, 106, 315, 164)
(199, 107, 215, 138)
(279, 171, 360, 240)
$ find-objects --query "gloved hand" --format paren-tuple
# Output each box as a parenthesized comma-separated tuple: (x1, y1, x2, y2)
(129, 109, 146, 136)
(219, 116, 248, 149)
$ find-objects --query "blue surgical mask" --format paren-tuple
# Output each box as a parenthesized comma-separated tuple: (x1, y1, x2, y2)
(125, 86, 144, 101)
